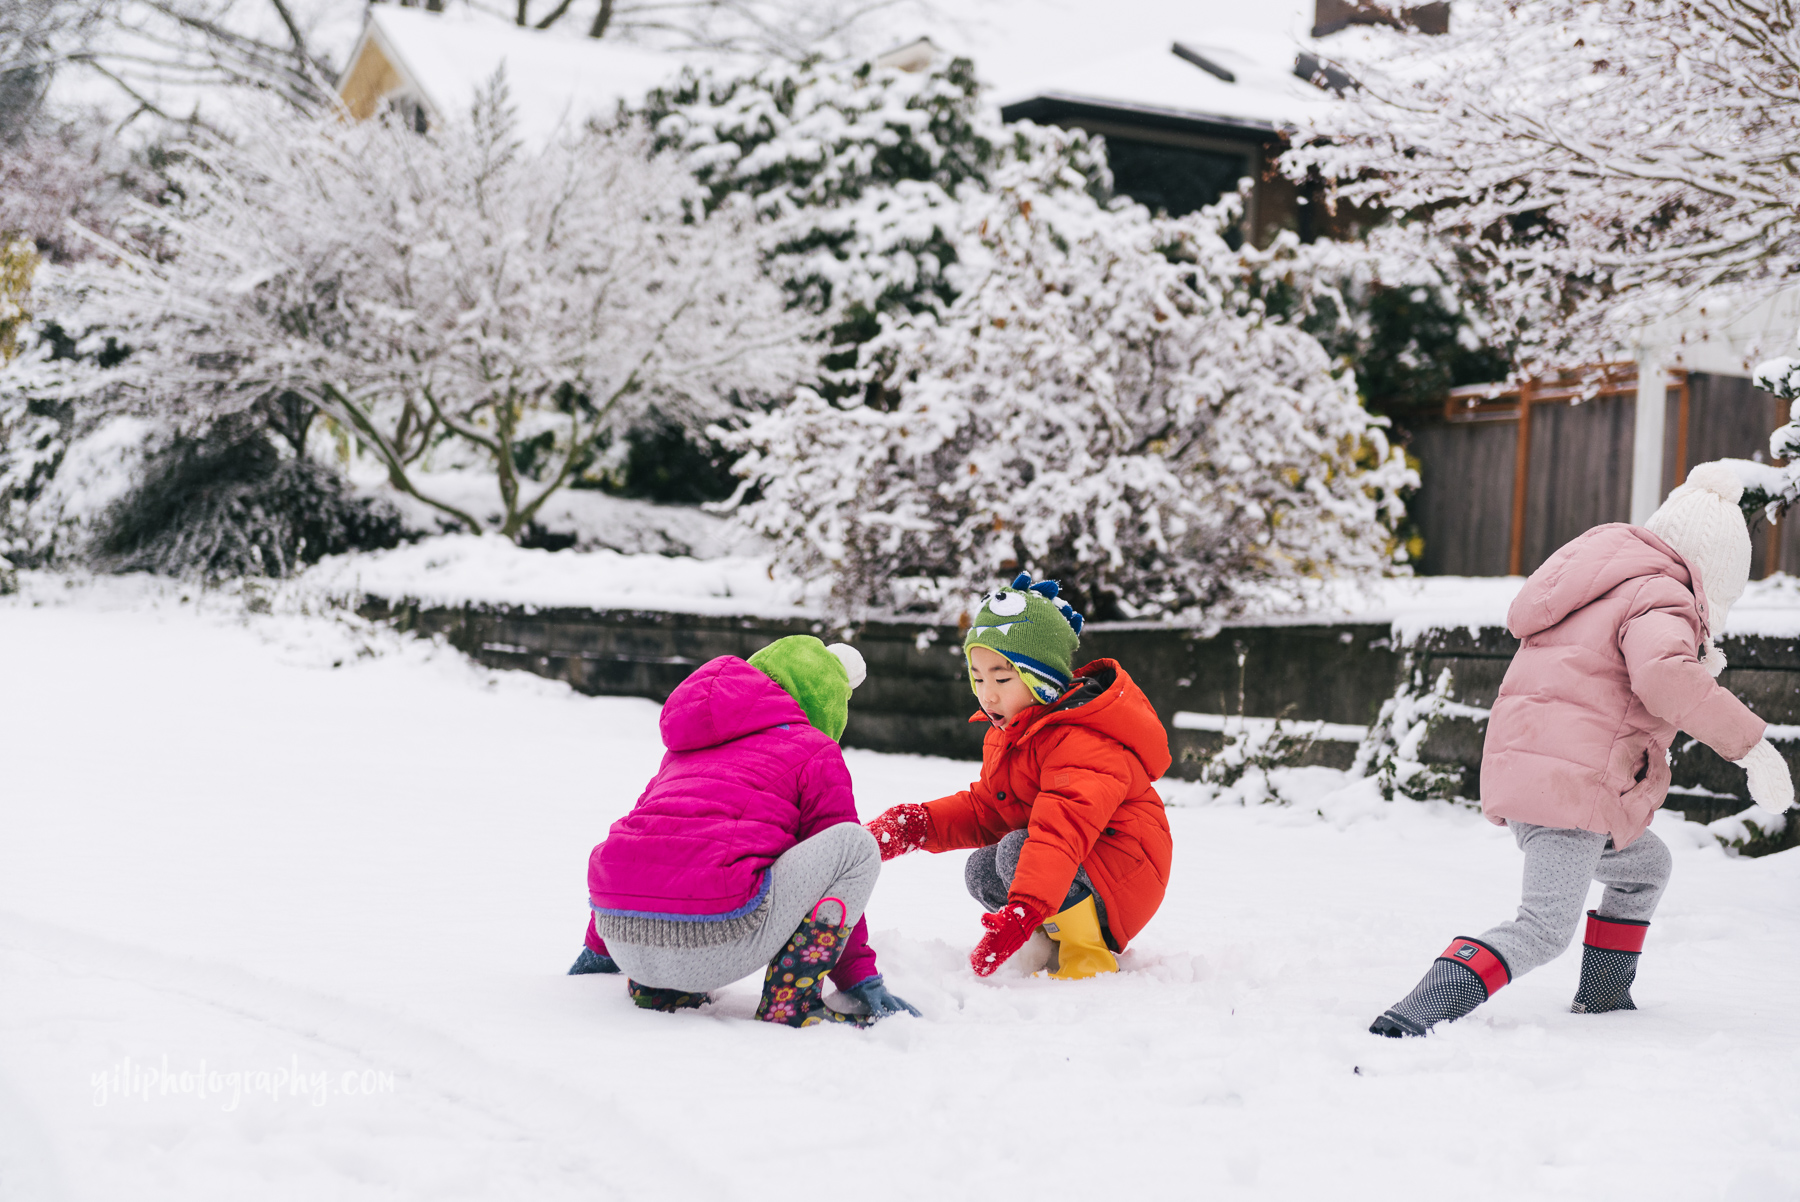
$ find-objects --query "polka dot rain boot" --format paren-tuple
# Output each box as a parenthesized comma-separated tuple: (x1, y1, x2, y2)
(1569, 911, 1648, 1014)
(1370, 937, 1512, 1037)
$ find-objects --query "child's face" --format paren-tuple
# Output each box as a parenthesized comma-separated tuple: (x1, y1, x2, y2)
(967, 645, 1042, 729)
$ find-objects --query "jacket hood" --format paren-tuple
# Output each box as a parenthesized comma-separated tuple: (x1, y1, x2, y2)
(1006, 659, 1173, 780)
(1508, 524, 1705, 641)
(660, 656, 811, 752)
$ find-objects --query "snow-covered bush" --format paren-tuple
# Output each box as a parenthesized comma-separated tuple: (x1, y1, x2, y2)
(0, 115, 135, 265)
(1294, 0, 1800, 373)
(93, 419, 406, 580)
(1749, 362, 1800, 518)
(1707, 804, 1797, 858)
(729, 154, 1416, 623)
(1353, 659, 1485, 802)
(1288, 225, 1508, 415)
(1190, 719, 1324, 806)
(639, 54, 1105, 398)
(15, 82, 810, 543)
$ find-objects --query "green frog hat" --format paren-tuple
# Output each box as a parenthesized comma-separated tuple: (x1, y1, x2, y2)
(963, 573, 1086, 705)
(747, 635, 867, 742)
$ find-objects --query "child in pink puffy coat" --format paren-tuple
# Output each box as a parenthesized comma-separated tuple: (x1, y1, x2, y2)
(1372, 462, 1795, 1036)
(569, 635, 918, 1027)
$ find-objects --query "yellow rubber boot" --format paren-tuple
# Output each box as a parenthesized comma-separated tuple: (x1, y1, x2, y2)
(1042, 896, 1118, 980)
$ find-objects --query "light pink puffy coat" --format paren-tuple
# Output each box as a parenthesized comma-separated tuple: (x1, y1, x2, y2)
(1481, 523, 1765, 846)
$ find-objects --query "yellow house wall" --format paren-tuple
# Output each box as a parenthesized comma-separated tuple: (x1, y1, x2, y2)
(339, 39, 404, 121)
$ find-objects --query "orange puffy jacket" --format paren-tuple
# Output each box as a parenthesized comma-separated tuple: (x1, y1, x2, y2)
(921, 659, 1173, 951)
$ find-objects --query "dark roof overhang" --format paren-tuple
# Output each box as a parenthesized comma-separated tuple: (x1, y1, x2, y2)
(999, 92, 1286, 145)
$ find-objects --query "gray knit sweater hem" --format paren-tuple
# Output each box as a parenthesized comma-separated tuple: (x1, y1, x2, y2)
(594, 893, 774, 949)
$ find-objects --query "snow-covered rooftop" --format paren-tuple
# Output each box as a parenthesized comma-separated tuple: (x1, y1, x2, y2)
(990, 0, 1337, 131)
(346, 7, 686, 141)
(1002, 40, 1336, 132)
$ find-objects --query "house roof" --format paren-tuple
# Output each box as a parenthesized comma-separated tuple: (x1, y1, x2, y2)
(991, 2, 1341, 138)
(340, 7, 684, 141)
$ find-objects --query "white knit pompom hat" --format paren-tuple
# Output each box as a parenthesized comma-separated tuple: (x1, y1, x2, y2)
(1644, 461, 1750, 670)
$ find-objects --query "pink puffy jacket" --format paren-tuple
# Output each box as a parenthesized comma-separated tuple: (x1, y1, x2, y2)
(586, 656, 877, 987)
(1481, 524, 1765, 846)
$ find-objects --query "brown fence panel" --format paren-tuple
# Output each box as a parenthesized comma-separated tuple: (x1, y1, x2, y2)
(1673, 373, 1791, 577)
(1521, 393, 1636, 573)
(1409, 420, 1516, 576)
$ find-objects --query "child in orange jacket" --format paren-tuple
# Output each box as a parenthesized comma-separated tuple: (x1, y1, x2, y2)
(866, 575, 1173, 979)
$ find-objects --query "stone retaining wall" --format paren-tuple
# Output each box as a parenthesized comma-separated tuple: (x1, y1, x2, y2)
(365, 597, 1800, 833)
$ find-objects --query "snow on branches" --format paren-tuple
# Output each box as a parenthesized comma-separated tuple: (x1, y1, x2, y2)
(638, 54, 1106, 396)
(21, 81, 811, 541)
(729, 152, 1416, 624)
(1294, 0, 1800, 372)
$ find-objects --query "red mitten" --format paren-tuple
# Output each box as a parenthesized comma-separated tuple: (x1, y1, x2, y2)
(866, 804, 931, 861)
(970, 901, 1047, 977)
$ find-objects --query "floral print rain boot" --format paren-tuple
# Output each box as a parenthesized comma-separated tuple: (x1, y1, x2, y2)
(627, 980, 710, 1013)
(755, 898, 877, 1029)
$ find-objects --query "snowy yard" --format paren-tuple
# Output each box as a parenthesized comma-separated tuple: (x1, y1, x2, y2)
(3, 578, 1799, 1201)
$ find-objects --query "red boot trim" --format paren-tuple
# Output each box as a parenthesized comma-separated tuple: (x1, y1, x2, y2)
(1438, 937, 1511, 997)
(1584, 910, 1648, 954)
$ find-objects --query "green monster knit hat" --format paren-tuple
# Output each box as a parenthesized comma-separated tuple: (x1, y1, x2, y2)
(747, 635, 867, 742)
(963, 573, 1085, 705)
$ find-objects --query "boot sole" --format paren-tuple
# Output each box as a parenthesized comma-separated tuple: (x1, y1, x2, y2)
(1369, 1010, 1428, 1038)
(1570, 996, 1637, 1014)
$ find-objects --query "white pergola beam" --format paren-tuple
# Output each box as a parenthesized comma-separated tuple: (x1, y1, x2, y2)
(1630, 346, 1667, 525)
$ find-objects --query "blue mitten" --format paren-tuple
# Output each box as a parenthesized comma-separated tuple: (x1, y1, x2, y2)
(568, 947, 620, 975)
(843, 975, 921, 1018)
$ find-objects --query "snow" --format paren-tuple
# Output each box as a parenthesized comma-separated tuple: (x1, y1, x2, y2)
(1173, 711, 1368, 744)
(4, 574, 1799, 1199)
(1237, 572, 1800, 641)
(997, 33, 1337, 131)
(300, 534, 822, 618)
(942, 0, 1324, 110)
(373, 473, 748, 559)
(363, 7, 687, 142)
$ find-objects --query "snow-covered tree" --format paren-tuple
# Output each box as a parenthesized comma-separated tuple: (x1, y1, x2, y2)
(9, 0, 339, 131)
(1293, 0, 1800, 373)
(729, 152, 1416, 624)
(507, 0, 920, 58)
(637, 54, 1105, 398)
(14, 83, 811, 540)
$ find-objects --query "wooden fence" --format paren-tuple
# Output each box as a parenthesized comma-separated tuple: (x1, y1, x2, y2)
(1408, 370, 1798, 577)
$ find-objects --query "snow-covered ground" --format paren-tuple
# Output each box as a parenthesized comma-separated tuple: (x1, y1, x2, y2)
(2, 576, 1798, 1201)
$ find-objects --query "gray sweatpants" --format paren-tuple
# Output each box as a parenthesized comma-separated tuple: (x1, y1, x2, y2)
(1476, 821, 1673, 978)
(964, 828, 1108, 934)
(605, 823, 880, 993)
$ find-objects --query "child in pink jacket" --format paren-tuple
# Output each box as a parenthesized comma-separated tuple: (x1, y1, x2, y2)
(569, 635, 918, 1027)
(1372, 462, 1795, 1036)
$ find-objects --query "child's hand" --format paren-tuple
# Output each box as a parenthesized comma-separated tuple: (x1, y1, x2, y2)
(970, 902, 1046, 977)
(1735, 738, 1795, 819)
(866, 804, 931, 861)
(843, 975, 922, 1018)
